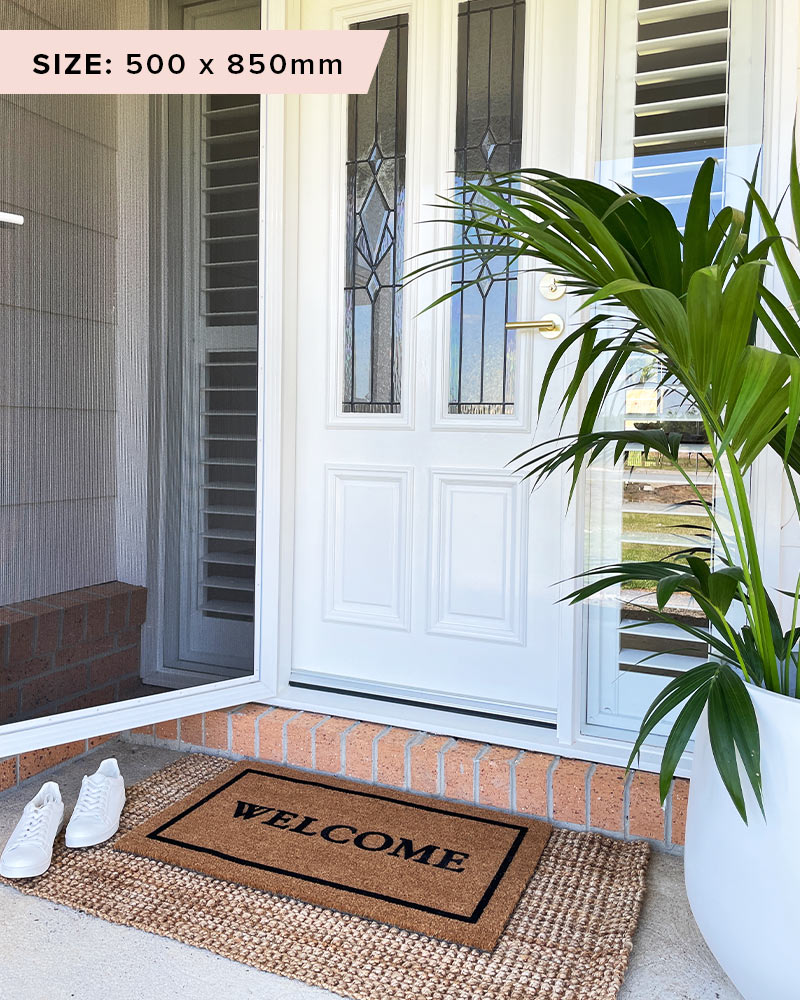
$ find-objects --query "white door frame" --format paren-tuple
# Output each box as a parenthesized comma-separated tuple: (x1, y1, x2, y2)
(3, 0, 796, 771)
(266, 0, 798, 777)
(268, 0, 672, 771)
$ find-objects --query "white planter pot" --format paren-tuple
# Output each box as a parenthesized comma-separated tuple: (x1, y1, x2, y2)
(685, 684, 800, 1000)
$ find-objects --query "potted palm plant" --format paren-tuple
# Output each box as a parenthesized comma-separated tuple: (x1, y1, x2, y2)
(412, 154, 800, 1000)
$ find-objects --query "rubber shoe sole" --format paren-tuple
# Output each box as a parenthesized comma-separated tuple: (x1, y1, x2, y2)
(0, 818, 63, 878)
(0, 855, 53, 879)
(64, 822, 118, 849)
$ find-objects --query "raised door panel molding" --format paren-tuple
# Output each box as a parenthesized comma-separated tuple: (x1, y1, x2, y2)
(324, 466, 412, 630)
(429, 470, 527, 644)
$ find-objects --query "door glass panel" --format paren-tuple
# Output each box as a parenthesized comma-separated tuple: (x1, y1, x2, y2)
(342, 15, 408, 414)
(449, 0, 525, 416)
(0, 0, 262, 736)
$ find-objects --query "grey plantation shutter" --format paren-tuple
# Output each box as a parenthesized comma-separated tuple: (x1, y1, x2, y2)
(199, 95, 260, 624)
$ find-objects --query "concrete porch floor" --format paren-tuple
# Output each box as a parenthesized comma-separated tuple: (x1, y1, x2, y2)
(0, 739, 741, 1000)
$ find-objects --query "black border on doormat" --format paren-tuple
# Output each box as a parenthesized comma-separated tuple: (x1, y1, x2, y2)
(146, 766, 530, 924)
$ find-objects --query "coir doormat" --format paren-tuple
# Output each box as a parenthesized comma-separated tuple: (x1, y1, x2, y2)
(2, 755, 650, 1000)
(114, 760, 552, 950)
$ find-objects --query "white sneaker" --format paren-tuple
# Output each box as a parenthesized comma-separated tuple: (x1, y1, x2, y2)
(65, 758, 126, 849)
(0, 781, 64, 879)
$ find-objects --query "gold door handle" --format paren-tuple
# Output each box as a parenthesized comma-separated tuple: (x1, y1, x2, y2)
(505, 313, 564, 339)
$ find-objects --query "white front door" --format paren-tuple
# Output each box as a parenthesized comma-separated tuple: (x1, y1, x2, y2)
(287, 0, 584, 723)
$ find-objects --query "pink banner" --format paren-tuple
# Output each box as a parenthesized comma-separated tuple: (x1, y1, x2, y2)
(0, 30, 388, 94)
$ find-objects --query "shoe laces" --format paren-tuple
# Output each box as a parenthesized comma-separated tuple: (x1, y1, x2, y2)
(73, 777, 108, 819)
(17, 805, 53, 849)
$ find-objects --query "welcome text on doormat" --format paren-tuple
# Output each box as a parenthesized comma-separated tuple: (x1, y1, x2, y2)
(115, 762, 551, 950)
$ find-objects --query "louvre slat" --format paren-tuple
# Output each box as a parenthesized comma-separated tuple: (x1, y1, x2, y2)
(618, 648, 708, 672)
(637, 0, 729, 23)
(635, 93, 727, 116)
(621, 620, 709, 642)
(204, 481, 257, 491)
(623, 501, 704, 514)
(201, 551, 256, 566)
(202, 576, 256, 592)
(624, 471, 713, 485)
(201, 310, 258, 319)
(632, 157, 707, 176)
(202, 458, 257, 467)
(203, 259, 258, 268)
(656, 190, 724, 204)
(202, 155, 259, 169)
(618, 657, 703, 679)
(204, 209, 259, 219)
(635, 60, 728, 86)
(203, 182, 259, 192)
(202, 527, 256, 541)
(634, 125, 727, 149)
(202, 435, 257, 442)
(203, 386, 256, 393)
(621, 530, 709, 547)
(636, 27, 728, 55)
(202, 411, 258, 417)
(203, 103, 259, 118)
(200, 600, 254, 617)
(204, 129, 260, 144)
(203, 233, 259, 243)
(203, 504, 256, 515)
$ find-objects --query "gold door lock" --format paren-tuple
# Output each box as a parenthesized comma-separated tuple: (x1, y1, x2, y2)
(539, 273, 565, 300)
(505, 314, 565, 339)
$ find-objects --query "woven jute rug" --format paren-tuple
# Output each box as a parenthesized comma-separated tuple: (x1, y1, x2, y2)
(114, 760, 552, 950)
(1, 754, 650, 1000)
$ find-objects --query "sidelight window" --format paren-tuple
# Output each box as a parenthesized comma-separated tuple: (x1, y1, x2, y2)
(586, 0, 766, 738)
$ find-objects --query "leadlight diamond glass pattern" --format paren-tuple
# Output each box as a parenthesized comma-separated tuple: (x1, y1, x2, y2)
(449, 0, 525, 415)
(343, 15, 408, 414)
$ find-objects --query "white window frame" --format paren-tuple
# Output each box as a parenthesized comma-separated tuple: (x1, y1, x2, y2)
(576, 0, 798, 758)
(3, 0, 795, 774)
(585, 0, 770, 741)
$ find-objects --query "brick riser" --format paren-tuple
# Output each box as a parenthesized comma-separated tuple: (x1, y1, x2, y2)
(0, 732, 118, 790)
(127, 706, 689, 851)
(0, 583, 148, 724)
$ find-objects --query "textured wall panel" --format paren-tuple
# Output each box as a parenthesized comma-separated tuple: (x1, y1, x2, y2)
(0, 0, 117, 30)
(0, 409, 116, 506)
(0, 306, 114, 411)
(0, 499, 116, 604)
(0, 0, 120, 606)
(0, 100, 118, 234)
